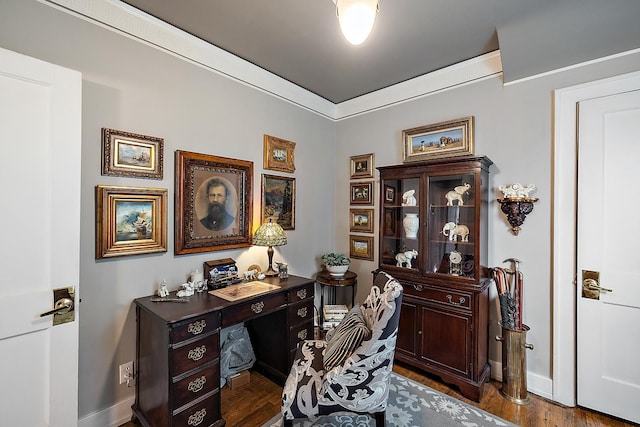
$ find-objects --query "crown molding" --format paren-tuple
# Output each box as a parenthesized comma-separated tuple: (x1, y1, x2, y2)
(41, 0, 503, 121)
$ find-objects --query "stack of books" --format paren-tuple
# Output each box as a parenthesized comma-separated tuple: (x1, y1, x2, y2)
(322, 304, 348, 330)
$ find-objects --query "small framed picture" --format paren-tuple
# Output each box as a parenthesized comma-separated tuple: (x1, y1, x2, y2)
(350, 208, 374, 233)
(95, 185, 168, 259)
(384, 185, 396, 204)
(175, 150, 253, 255)
(350, 181, 373, 205)
(261, 174, 296, 230)
(383, 208, 396, 236)
(350, 235, 374, 261)
(402, 116, 474, 163)
(264, 134, 296, 173)
(350, 153, 374, 179)
(101, 128, 164, 179)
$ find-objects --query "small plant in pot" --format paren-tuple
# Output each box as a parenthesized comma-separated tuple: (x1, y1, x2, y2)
(322, 252, 351, 276)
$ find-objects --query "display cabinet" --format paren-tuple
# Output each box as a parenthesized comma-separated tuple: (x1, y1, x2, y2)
(377, 156, 493, 401)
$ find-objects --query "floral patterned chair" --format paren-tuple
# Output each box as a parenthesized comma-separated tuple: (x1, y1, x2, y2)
(281, 271, 403, 426)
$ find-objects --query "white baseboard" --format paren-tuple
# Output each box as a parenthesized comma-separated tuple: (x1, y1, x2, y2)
(489, 358, 553, 401)
(78, 395, 134, 427)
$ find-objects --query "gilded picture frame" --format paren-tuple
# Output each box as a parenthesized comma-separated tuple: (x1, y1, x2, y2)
(350, 153, 375, 179)
(350, 181, 373, 205)
(261, 174, 296, 230)
(402, 116, 474, 163)
(101, 128, 164, 179)
(95, 185, 167, 259)
(350, 208, 374, 233)
(264, 134, 296, 173)
(350, 235, 374, 261)
(175, 150, 253, 255)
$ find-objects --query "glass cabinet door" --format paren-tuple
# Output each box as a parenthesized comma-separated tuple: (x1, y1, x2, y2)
(427, 173, 476, 279)
(380, 176, 421, 271)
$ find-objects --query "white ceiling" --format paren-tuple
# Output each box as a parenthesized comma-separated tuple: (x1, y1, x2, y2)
(120, 0, 640, 104)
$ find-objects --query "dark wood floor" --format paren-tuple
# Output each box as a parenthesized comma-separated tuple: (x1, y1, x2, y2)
(120, 362, 636, 427)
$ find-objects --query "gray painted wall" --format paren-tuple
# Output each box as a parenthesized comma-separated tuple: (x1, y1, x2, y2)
(2, 0, 640, 420)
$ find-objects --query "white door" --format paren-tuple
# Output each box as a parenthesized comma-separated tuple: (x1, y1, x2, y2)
(577, 89, 640, 424)
(0, 47, 81, 426)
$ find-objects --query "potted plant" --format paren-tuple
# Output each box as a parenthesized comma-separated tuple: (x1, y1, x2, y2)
(322, 252, 351, 276)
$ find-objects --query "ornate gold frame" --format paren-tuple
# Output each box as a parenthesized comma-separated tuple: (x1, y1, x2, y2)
(263, 134, 296, 173)
(402, 116, 474, 163)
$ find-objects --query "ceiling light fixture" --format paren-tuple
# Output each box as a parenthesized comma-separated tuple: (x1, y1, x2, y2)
(333, 0, 379, 45)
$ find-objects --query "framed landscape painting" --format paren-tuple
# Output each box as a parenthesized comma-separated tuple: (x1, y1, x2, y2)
(402, 116, 474, 162)
(101, 128, 164, 179)
(261, 174, 296, 230)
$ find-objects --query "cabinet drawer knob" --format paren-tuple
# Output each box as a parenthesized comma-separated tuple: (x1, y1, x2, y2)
(187, 320, 206, 335)
(188, 408, 206, 426)
(188, 376, 207, 393)
(413, 284, 424, 291)
(297, 307, 308, 318)
(297, 329, 308, 340)
(447, 295, 465, 306)
(187, 345, 206, 361)
(251, 301, 264, 314)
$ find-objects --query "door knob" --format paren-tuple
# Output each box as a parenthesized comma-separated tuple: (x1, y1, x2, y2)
(581, 270, 612, 300)
(40, 297, 74, 317)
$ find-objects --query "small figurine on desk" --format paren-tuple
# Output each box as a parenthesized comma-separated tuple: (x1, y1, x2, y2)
(177, 282, 195, 297)
(277, 262, 288, 280)
(157, 280, 169, 298)
(243, 269, 258, 281)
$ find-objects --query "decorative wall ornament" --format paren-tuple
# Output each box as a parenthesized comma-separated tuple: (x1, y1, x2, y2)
(497, 183, 539, 235)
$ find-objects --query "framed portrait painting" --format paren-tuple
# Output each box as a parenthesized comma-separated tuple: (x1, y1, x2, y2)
(101, 128, 164, 179)
(350, 153, 374, 179)
(350, 235, 374, 261)
(95, 185, 167, 259)
(264, 134, 296, 173)
(402, 116, 474, 163)
(175, 150, 253, 255)
(261, 174, 296, 230)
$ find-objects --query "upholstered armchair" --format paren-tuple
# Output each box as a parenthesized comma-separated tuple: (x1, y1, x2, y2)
(282, 271, 403, 426)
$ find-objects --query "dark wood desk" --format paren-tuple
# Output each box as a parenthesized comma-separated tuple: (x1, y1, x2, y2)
(132, 275, 314, 427)
(316, 270, 357, 323)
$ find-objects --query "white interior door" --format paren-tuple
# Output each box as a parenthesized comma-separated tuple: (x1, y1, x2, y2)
(577, 89, 640, 424)
(0, 47, 81, 426)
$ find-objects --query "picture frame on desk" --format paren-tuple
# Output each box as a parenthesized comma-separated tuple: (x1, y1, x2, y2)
(95, 185, 167, 259)
(175, 150, 253, 255)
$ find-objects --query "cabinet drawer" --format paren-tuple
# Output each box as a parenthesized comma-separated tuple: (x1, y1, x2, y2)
(171, 333, 220, 377)
(172, 392, 220, 427)
(288, 300, 314, 324)
(170, 312, 220, 344)
(287, 283, 314, 303)
(222, 292, 287, 327)
(404, 284, 471, 309)
(289, 321, 313, 350)
(172, 363, 219, 409)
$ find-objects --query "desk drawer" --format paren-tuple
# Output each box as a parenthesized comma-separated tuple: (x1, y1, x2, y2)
(288, 283, 314, 303)
(173, 392, 220, 427)
(172, 363, 219, 409)
(171, 333, 220, 378)
(222, 292, 287, 327)
(288, 300, 314, 324)
(289, 321, 313, 349)
(404, 283, 471, 310)
(170, 312, 220, 344)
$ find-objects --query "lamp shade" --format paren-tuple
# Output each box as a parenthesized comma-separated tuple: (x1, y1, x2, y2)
(335, 0, 379, 45)
(253, 220, 287, 247)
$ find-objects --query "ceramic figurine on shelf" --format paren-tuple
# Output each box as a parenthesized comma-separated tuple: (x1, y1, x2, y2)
(445, 183, 471, 206)
(401, 189, 417, 206)
(395, 249, 418, 268)
(157, 280, 169, 298)
(442, 221, 470, 242)
(243, 269, 258, 281)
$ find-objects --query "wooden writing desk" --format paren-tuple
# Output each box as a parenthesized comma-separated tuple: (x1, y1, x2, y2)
(131, 275, 314, 427)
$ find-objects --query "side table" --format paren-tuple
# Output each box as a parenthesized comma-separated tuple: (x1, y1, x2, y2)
(316, 269, 357, 323)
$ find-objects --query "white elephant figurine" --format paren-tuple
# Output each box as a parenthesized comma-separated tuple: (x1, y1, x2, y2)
(445, 183, 471, 206)
(442, 222, 470, 242)
(395, 249, 418, 268)
(401, 189, 417, 206)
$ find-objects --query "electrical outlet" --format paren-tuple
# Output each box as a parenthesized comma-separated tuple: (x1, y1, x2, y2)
(119, 361, 134, 385)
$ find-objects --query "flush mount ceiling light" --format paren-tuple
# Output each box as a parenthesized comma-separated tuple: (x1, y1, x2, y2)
(333, 0, 380, 45)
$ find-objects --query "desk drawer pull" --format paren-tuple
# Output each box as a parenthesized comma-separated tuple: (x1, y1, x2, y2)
(188, 409, 206, 426)
(296, 289, 307, 299)
(297, 329, 308, 340)
(187, 345, 206, 361)
(251, 301, 264, 314)
(187, 320, 206, 335)
(413, 284, 424, 291)
(447, 295, 466, 306)
(188, 376, 207, 393)
(297, 307, 308, 318)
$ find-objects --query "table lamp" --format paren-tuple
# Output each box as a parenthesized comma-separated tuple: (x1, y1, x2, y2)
(252, 219, 287, 276)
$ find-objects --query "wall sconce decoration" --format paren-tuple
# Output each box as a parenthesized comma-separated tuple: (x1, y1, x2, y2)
(497, 184, 538, 236)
